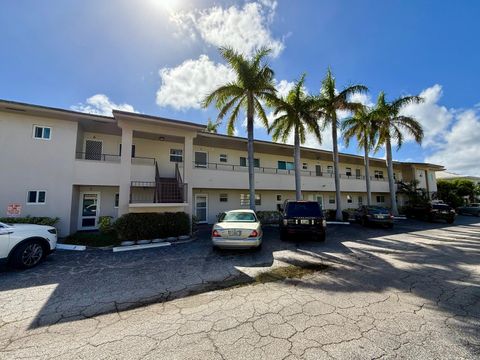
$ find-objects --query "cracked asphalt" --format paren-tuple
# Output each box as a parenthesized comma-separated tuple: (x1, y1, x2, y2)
(0, 216, 479, 359)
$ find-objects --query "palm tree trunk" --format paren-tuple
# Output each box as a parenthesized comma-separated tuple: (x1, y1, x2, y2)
(247, 93, 256, 211)
(294, 128, 302, 200)
(385, 137, 398, 215)
(364, 142, 372, 206)
(331, 119, 342, 221)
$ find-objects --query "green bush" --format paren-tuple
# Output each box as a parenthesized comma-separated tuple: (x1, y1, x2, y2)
(256, 211, 281, 225)
(0, 216, 59, 226)
(114, 212, 190, 240)
(98, 216, 114, 234)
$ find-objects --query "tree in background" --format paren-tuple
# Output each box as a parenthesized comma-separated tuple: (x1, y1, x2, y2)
(437, 179, 479, 208)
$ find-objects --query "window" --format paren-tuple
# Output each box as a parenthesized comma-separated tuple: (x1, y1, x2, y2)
(33, 125, 51, 140)
(119, 144, 136, 157)
(194, 152, 208, 167)
(27, 190, 46, 204)
(240, 157, 260, 167)
(346, 168, 352, 177)
(355, 169, 361, 179)
(327, 166, 333, 174)
(170, 149, 183, 162)
(302, 163, 308, 170)
(347, 195, 353, 204)
(278, 161, 294, 170)
(374, 170, 384, 179)
(376, 195, 385, 203)
(114, 193, 119, 208)
(219, 193, 228, 202)
(315, 165, 322, 176)
(219, 154, 228, 163)
(329, 195, 335, 204)
(276, 194, 282, 202)
(358, 196, 363, 205)
(240, 193, 261, 206)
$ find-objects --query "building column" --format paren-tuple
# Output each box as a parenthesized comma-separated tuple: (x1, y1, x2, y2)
(183, 136, 194, 217)
(118, 125, 133, 216)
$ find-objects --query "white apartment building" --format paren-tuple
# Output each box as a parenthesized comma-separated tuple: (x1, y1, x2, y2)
(0, 100, 443, 236)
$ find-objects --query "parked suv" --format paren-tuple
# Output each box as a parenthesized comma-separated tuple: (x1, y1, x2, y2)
(354, 206, 394, 228)
(280, 201, 326, 241)
(405, 203, 456, 224)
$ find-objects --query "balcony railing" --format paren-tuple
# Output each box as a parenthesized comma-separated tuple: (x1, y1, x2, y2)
(76, 152, 121, 162)
(76, 152, 155, 165)
(193, 162, 388, 181)
(130, 181, 188, 204)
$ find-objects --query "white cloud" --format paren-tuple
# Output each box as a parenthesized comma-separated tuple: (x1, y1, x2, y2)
(156, 55, 235, 110)
(71, 94, 136, 116)
(426, 109, 480, 176)
(400, 84, 453, 146)
(171, 1, 284, 58)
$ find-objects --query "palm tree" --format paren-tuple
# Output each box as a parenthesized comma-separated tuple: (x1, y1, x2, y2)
(373, 91, 424, 215)
(316, 68, 368, 221)
(342, 106, 378, 206)
(203, 47, 276, 210)
(204, 118, 221, 133)
(269, 74, 322, 200)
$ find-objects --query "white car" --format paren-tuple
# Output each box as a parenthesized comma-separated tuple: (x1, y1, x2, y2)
(212, 209, 262, 249)
(0, 222, 57, 269)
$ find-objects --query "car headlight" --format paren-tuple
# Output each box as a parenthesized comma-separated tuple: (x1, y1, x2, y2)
(48, 228, 57, 234)
(283, 219, 288, 226)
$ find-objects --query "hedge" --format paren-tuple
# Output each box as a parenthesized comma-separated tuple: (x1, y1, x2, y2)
(0, 216, 59, 226)
(114, 212, 190, 240)
(256, 211, 281, 225)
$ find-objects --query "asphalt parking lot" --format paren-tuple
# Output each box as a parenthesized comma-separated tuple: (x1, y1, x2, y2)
(1, 216, 479, 359)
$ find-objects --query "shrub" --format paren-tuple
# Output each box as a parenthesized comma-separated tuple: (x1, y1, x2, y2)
(0, 216, 59, 226)
(98, 216, 114, 234)
(114, 212, 190, 240)
(256, 211, 281, 225)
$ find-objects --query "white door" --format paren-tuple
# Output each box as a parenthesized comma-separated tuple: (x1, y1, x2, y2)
(79, 192, 100, 230)
(315, 194, 324, 209)
(85, 140, 102, 160)
(195, 194, 208, 223)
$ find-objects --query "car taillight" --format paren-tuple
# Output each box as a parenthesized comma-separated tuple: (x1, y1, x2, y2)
(249, 230, 259, 238)
(389, 213, 394, 219)
(212, 229, 221, 237)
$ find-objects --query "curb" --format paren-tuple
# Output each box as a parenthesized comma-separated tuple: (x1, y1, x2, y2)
(112, 242, 171, 252)
(56, 243, 87, 251)
(326, 221, 351, 225)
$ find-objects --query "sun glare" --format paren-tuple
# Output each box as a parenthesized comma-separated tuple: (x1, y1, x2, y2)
(150, 0, 184, 14)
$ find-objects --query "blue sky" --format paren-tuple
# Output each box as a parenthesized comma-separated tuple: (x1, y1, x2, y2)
(1, 0, 480, 175)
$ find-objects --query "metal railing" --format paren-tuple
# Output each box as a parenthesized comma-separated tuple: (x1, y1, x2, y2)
(75, 152, 121, 162)
(192, 161, 387, 181)
(131, 181, 188, 204)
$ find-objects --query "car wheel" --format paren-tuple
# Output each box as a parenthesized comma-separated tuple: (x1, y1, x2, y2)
(11, 240, 45, 269)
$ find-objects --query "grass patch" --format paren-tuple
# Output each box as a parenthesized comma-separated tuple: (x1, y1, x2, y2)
(62, 231, 121, 247)
(255, 263, 329, 283)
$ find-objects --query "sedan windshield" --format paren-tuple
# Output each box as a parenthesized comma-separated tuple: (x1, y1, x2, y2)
(221, 212, 257, 222)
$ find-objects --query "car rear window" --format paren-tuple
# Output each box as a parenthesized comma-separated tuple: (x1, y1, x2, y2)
(433, 204, 450, 210)
(221, 212, 257, 222)
(366, 206, 389, 214)
(285, 202, 322, 217)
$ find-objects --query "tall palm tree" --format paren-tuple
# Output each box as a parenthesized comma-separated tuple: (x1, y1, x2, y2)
(203, 47, 276, 210)
(373, 91, 424, 215)
(316, 68, 368, 221)
(342, 106, 378, 206)
(269, 74, 322, 200)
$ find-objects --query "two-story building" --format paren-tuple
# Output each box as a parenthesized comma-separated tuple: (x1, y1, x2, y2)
(0, 100, 443, 236)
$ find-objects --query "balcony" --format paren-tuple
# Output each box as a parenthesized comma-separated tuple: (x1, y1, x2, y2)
(192, 162, 390, 193)
(73, 152, 156, 185)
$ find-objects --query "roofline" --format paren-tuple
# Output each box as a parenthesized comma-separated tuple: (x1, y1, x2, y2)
(113, 110, 206, 130)
(0, 99, 114, 121)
